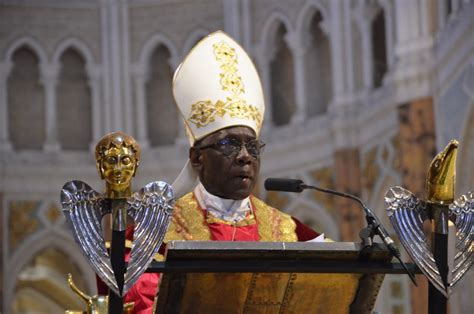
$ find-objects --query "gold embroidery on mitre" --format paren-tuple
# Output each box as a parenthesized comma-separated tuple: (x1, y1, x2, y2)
(187, 40, 262, 130)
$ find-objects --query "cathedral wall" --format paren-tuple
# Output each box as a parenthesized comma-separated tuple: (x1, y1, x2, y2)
(129, 0, 224, 61)
(0, 4, 101, 61)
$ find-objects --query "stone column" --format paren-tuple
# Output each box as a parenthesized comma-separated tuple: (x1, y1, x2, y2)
(166, 56, 189, 145)
(40, 63, 60, 152)
(396, 97, 436, 314)
(328, 0, 346, 103)
(0, 61, 13, 151)
(285, 31, 309, 124)
(437, 0, 448, 29)
(120, 0, 133, 134)
(100, 0, 112, 133)
(360, 19, 373, 90)
(131, 64, 150, 148)
(241, 0, 252, 50)
(383, 1, 395, 68)
(254, 42, 274, 134)
(86, 63, 103, 149)
(223, 0, 241, 42)
(343, 0, 355, 93)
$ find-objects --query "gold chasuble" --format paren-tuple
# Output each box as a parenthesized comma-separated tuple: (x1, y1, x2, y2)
(164, 192, 298, 243)
(156, 193, 362, 314)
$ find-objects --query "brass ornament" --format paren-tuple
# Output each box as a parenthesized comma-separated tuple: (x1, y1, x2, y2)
(95, 132, 140, 199)
(65, 273, 134, 314)
(187, 40, 262, 129)
(61, 132, 174, 296)
(385, 140, 473, 296)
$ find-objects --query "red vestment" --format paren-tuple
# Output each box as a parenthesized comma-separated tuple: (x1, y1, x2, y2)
(98, 193, 318, 313)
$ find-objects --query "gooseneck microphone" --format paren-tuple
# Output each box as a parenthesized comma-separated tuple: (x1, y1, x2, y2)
(264, 178, 305, 193)
(264, 178, 418, 286)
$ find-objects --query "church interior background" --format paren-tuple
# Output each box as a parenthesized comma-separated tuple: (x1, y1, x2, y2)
(0, 0, 473, 313)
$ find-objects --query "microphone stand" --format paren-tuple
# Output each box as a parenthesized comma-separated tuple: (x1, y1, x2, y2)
(300, 184, 418, 286)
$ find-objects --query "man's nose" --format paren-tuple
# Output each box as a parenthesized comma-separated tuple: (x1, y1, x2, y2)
(236, 145, 252, 163)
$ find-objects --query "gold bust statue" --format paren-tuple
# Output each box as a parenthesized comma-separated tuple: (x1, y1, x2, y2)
(95, 132, 141, 199)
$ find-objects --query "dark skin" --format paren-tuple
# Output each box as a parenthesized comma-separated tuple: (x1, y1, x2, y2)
(190, 126, 260, 200)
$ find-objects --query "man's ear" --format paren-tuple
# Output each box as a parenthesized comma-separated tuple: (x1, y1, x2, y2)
(189, 147, 203, 170)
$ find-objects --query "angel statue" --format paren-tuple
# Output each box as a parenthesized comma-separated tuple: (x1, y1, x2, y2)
(385, 139, 472, 312)
(61, 132, 174, 312)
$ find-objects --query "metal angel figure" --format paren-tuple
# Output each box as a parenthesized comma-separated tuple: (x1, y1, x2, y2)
(61, 132, 174, 298)
(385, 140, 473, 298)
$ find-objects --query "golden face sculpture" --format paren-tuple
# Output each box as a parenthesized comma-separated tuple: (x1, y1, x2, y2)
(102, 146, 136, 186)
(95, 132, 140, 198)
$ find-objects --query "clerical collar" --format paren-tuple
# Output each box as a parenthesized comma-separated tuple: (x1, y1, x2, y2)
(194, 182, 252, 223)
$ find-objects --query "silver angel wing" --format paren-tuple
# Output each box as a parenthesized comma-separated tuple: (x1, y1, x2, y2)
(448, 192, 474, 287)
(60, 180, 119, 295)
(385, 186, 447, 296)
(124, 181, 174, 294)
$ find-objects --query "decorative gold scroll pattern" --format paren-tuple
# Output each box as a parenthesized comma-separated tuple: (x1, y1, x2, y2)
(163, 192, 297, 242)
(188, 41, 262, 129)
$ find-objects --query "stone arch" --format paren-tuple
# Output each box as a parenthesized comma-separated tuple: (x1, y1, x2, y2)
(259, 13, 295, 126)
(52, 37, 96, 66)
(182, 28, 210, 56)
(139, 33, 179, 70)
(4, 229, 96, 312)
(4, 36, 48, 64)
(7, 44, 46, 150)
(295, 0, 330, 35)
(5, 228, 95, 309)
(260, 11, 293, 49)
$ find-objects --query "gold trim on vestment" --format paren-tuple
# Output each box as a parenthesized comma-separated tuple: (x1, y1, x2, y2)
(163, 192, 297, 243)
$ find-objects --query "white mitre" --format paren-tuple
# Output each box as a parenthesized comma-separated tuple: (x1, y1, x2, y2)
(171, 31, 265, 198)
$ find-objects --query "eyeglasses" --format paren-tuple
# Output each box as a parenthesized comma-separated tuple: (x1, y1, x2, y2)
(198, 137, 265, 158)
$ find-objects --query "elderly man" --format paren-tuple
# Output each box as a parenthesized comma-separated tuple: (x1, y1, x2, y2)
(125, 31, 319, 313)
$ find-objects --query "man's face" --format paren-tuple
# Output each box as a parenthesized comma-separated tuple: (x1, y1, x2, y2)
(101, 146, 136, 188)
(191, 126, 261, 200)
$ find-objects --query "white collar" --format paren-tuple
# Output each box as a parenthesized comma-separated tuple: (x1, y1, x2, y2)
(194, 182, 252, 223)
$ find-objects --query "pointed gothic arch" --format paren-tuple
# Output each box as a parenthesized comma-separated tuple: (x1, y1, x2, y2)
(5, 229, 95, 311)
(4, 36, 48, 64)
(52, 37, 96, 66)
(259, 13, 295, 126)
(182, 28, 210, 56)
(7, 45, 46, 150)
(139, 33, 179, 70)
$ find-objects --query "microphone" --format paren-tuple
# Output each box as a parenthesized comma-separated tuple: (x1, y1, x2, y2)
(264, 178, 304, 193)
(264, 177, 418, 286)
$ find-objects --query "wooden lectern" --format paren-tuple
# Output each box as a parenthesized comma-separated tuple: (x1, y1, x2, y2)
(147, 241, 417, 314)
